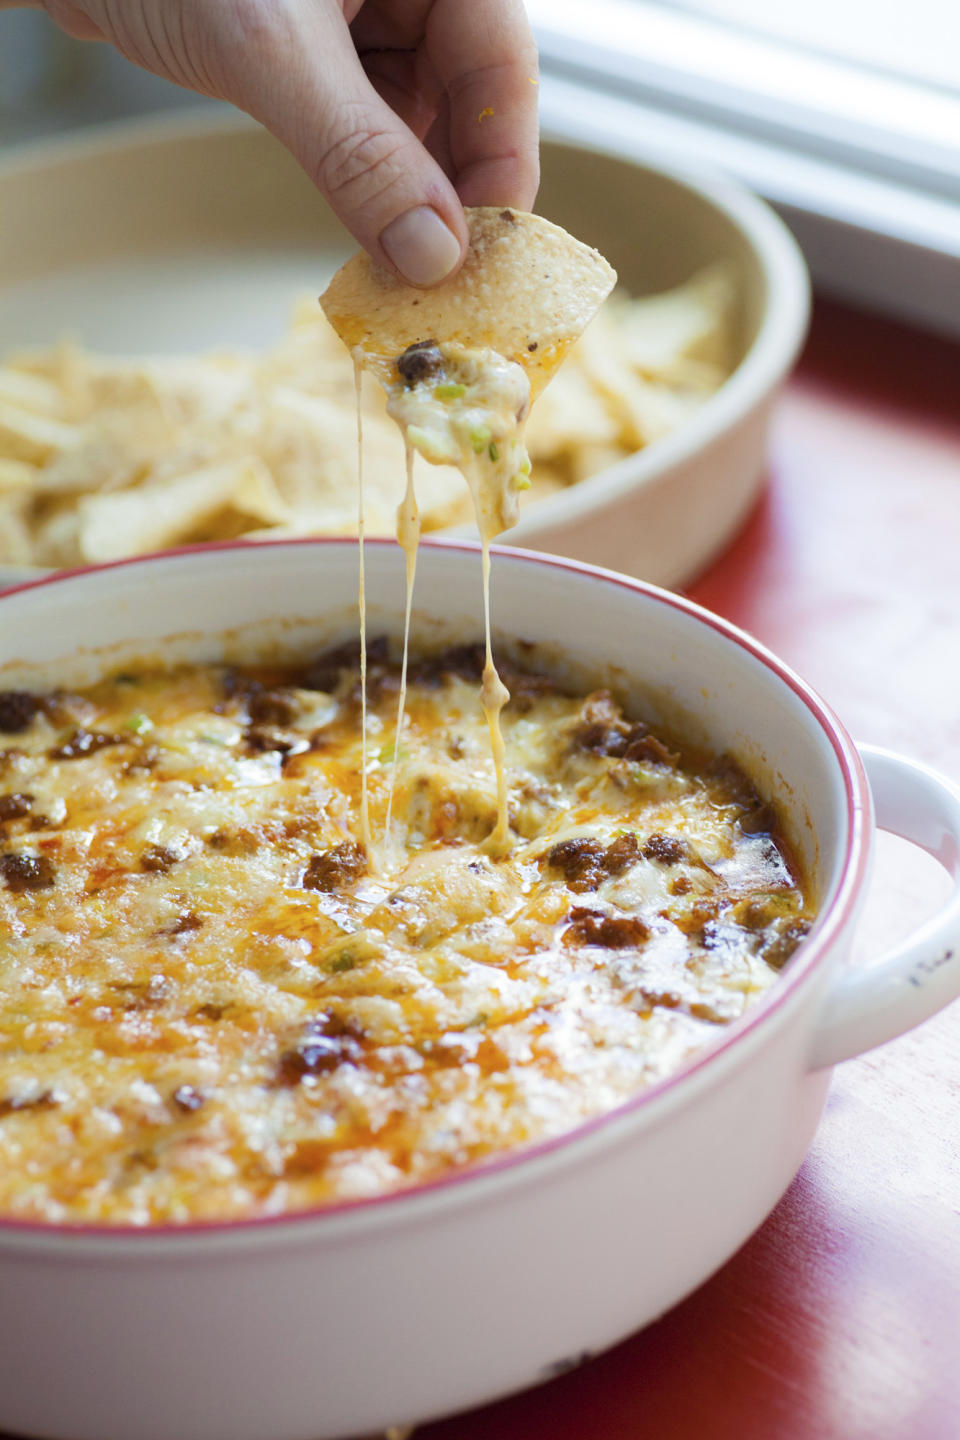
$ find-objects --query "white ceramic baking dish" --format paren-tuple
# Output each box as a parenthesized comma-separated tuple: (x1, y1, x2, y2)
(0, 110, 809, 590)
(0, 538, 958, 1440)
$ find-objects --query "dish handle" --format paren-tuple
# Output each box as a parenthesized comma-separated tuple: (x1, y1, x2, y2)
(809, 744, 960, 1070)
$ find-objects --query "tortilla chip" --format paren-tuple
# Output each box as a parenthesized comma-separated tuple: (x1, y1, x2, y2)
(615, 263, 738, 375)
(0, 367, 62, 418)
(77, 459, 289, 563)
(0, 402, 81, 464)
(320, 208, 616, 397)
(0, 493, 36, 564)
(524, 345, 621, 459)
(0, 458, 37, 492)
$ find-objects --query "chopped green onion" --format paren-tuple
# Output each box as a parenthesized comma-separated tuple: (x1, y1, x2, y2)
(434, 382, 467, 400)
(630, 761, 658, 785)
(515, 474, 532, 491)
(488, 441, 500, 462)
(329, 953, 356, 974)
(469, 424, 492, 455)
(519, 456, 532, 476)
(126, 712, 153, 735)
(378, 741, 408, 765)
(407, 424, 455, 464)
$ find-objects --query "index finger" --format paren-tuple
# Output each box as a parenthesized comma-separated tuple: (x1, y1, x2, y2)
(425, 0, 540, 210)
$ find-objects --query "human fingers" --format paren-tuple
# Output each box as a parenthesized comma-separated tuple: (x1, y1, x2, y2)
(39, 0, 469, 286)
(425, 0, 540, 209)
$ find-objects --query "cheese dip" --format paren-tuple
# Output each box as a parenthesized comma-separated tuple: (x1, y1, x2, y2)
(0, 646, 813, 1224)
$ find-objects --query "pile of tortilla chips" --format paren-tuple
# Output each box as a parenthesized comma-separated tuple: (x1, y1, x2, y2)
(0, 224, 736, 568)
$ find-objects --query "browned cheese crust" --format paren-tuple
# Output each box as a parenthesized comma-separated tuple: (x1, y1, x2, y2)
(0, 646, 813, 1224)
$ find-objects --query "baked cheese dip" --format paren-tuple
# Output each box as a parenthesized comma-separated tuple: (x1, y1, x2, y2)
(0, 645, 813, 1225)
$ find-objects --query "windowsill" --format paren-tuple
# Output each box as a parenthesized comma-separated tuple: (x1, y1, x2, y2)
(530, 0, 960, 341)
(537, 74, 960, 340)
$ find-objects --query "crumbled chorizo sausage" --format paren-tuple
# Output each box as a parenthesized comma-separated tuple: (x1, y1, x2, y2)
(546, 837, 606, 892)
(397, 339, 444, 386)
(700, 920, 745, 954)
(643, 833, 686, 865)
(123, 744, 159, 775)
(501, 665, 562, 715)
(564, 906, 649, 949)
(545, 832, 641, 891)
(276, 1013, 364, 1085)
(164, 911, 203, 937)
(411, 643, 486, 688)
(220, 668, 259, 704)
(303, 841, 367, 893)
(245, 725, 298, 756)
(140, 843, 179, 874)
(0, 692, 43, 734)
(0, 852, 56, 892)
(248, 689, 299, 726)
(672, 898, 721, 937)
(0, 792, 33, 823)
(569, 692, 679, 768)
(738, 897, 778, 930)
(301, 635, 390, 694)
(172, 1084, 206, 1113)
(51, 729, 124, 760)
(0, 1089, 59, 1118)
(603, 832, 641, 875)
(570, 690, 631, 755)
(195, 1002, 226, 1021)
(709, 758, 776, 833)
(623, 732, 679, 766)
(738, 803, 778, 837)
(762, 917, 812, 970)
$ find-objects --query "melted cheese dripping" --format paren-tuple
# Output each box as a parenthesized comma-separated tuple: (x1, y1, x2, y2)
(461, 457, 512, 855)
(352, 350, 371, 858)
(479, 534, 511, 855)
(385, 440, 420, 838)
(364, 344, 531, 854)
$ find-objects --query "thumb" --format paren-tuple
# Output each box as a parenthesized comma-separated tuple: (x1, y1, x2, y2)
(221, 3, 467, 286)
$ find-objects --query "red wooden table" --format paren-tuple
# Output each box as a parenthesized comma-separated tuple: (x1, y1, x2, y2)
(423, 301, 960, 1440)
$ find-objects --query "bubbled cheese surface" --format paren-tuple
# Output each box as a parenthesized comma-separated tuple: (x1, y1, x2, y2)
(0, 647, 813, 1225)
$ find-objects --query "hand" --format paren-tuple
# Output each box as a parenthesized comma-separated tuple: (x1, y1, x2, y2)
(36, 0, 540, 285)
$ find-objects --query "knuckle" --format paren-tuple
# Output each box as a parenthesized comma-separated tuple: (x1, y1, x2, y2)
(446, 58, 530, 106)
(315, 114, 409, 206)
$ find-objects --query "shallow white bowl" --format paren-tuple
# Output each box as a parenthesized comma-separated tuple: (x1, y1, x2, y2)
(0, 538, 958, 1440)
(0, 110, 810, 589)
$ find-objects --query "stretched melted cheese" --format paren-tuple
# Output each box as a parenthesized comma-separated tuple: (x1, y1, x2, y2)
(0, 651, 813, 1225)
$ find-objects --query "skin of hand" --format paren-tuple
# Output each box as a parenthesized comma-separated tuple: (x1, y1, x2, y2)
(18, 0, 540, 285)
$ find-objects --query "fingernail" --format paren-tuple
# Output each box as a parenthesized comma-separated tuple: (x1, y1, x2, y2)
(380, 207, 462, 286)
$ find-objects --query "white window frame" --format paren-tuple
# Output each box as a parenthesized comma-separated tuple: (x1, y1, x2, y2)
(529, 0, 960, 336)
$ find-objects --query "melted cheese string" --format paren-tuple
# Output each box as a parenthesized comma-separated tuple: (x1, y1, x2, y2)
(460, 457, 512, 854)
(352, 350, 371, 858)
(479, 535, 511, 854)
(359, 346, 524, 856)
(385, 440, 420, 838)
